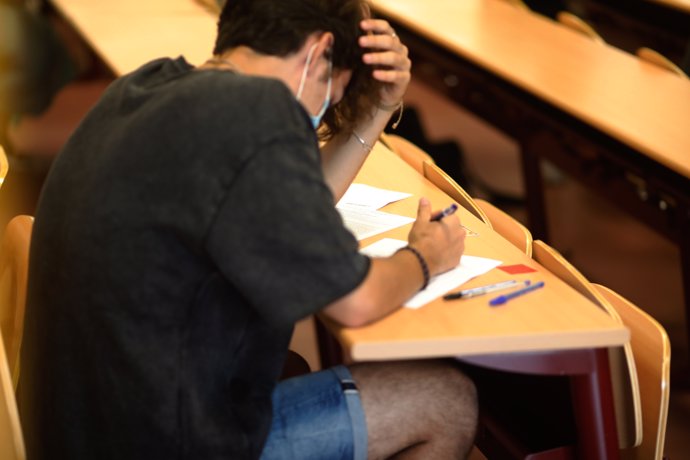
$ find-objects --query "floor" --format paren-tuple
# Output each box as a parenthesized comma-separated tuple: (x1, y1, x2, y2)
(292, 76, 690, 457)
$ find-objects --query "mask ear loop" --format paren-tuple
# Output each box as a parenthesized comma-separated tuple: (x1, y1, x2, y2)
(295, 43, 318, 101)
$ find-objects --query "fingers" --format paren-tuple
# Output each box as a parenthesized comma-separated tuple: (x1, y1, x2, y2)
(358, 18, 411, 101)
(417, 197, 432, 222)
(359, 18, 397, 37)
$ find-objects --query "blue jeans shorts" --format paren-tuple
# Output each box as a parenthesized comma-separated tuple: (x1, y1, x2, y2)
(260, 365, 368, 460)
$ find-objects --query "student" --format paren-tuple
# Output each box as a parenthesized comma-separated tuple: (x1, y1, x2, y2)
(19, 0, 477, 458)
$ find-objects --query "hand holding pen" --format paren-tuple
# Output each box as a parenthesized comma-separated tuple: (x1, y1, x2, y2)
(407, 199, 465, 277)
(430, 203, 458, 222)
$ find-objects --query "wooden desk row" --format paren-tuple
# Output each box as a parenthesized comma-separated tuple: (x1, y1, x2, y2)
(370, 0, 690, 362)
(336, 142, 628, 459)
(50, 0, 217, 76)
(576, 0, 690, 62)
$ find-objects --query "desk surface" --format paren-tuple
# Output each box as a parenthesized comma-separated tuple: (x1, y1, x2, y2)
(371, 0, 690, 180)
(51, 0, 217, 76)
(331, 143, 629, 361)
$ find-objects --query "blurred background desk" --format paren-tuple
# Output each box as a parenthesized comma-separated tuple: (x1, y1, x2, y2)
(50, 0, 216, 76)
(370, 0, 690, 367)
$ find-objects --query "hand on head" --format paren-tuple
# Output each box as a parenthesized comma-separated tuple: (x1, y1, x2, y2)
(358, 18, 411, 111)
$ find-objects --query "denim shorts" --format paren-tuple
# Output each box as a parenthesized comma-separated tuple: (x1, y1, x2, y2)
(260, 365, 368, 460)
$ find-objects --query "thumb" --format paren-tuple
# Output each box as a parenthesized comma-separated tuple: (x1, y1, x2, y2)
(417, 197, 432, 222)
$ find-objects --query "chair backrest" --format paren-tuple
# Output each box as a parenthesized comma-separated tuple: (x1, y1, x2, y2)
(475, 198, 532, 256)
(636, 47, 688, 79)
(0, 215, 33, 389)
(593, 284, 671, 460)
(556, 11, 605, 44)
(500, 0, 530, 10)
(0, 330, 26, 460)
(379, 133, 435, 175)
(0, 145, 9, 188)
(194, 0, 221, 14)
(421, 161, 491, 226)
(531, 240, 642, 449)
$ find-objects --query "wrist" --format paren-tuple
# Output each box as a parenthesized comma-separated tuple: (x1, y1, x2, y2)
(378, 100, 403, 112)
(377, 100, 404, 130)
(396, 245, 430, 290)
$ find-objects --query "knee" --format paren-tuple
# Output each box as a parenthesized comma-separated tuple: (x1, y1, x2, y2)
(429, 361, 478, 427)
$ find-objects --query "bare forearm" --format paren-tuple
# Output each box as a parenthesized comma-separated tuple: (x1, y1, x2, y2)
(320, 108, 395, 202)
(322, 253, 426, 327)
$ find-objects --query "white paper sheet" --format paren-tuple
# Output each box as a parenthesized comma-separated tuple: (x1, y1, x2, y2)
(361, 238, 502, 309)
(337, 183, 412, 210)
(337, 205, 415, 241)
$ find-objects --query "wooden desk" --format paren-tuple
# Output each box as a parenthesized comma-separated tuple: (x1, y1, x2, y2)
(325, 143, 630, 459)
(370, 0, 690, 362)
(342, 145, 629, 362)
(572, 0, 690, 66)
(50, 0, 217, 76)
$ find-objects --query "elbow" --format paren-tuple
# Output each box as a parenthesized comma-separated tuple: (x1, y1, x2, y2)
(322, 287, 383, 328)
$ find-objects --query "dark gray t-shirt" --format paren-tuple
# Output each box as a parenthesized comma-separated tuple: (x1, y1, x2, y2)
(20, 57, 369, 460)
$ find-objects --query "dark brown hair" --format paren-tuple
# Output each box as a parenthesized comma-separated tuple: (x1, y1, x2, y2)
(214, 0, 383, 139)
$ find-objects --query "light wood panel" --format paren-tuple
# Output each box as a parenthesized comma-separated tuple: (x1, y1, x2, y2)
(370, 0, 690, 180)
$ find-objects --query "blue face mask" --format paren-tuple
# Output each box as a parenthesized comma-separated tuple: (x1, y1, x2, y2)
(296, 43, 333, 129)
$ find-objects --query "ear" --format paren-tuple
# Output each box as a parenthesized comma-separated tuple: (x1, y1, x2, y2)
(304, 31, 334, 71)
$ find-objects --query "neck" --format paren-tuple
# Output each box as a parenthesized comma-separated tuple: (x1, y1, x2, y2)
(202, 46, 304, 95)
(204, 56, 240, 72)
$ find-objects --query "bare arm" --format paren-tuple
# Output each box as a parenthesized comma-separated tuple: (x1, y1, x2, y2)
(322, 198, 466, 327)
(321, 18, 411, 201)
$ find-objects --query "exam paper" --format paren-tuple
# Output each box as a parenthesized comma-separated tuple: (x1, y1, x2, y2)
(361, 238, 502, 309)
(337, 183, 412, 210)
(337, 204, 415, 241)
(336, 184, 415, 240)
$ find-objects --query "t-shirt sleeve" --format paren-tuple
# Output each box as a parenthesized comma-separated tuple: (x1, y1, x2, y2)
(205, 133, 370, 327)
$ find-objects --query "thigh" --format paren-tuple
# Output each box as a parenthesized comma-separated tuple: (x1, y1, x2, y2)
(349, 359, 478, 460)
(260, 366, 367, 460)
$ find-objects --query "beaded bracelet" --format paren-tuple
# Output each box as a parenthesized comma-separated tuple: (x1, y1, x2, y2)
(397, 245, 430, 290)
(352, 131, 374, 152)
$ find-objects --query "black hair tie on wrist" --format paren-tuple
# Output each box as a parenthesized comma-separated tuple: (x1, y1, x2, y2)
(397, 245, 430, 290)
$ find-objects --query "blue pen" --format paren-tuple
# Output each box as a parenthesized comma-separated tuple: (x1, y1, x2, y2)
(489, 281, 545, 306)
(431, 203, 458, 222)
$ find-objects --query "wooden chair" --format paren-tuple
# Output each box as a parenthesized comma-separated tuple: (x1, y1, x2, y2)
(500, 0, 530, 10)
(0, 329, 26, 460)
(475, 198, 532, 256)
(532, 240, 642, 449)
(194, 0, 222, 14)
(0, 146, 9, 188)
(593, 284, 671, 460)
(0, 215, 33, 389)
(636, 47, 688, 79)
(556, 11, 605, 44)
(421, 160, 491, 226)
(379, 132, 435, 175)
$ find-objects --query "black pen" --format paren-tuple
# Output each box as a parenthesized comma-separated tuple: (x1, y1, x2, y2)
(444, 280, 528, 300)
(431, 203, 458, 222)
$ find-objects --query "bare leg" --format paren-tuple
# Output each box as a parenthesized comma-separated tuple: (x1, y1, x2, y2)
(349, 359, 478, 460)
